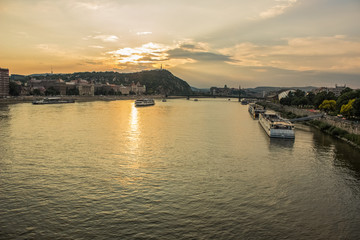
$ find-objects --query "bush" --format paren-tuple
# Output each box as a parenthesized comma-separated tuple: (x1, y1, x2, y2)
(318, 122, 331, 131)
(344, 134, 360, 146)
(329, 126, 348, 136)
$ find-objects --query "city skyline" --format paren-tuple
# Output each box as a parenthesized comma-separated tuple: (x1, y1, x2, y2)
(0, 0, 359, 88)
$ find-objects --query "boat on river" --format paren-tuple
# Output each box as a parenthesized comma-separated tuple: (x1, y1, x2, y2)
(259, 111, 295, 139)
(240, 99, 249, 105)
(248, 103, 266, 119)
(135, 98, 155, 107)
(32, 97, 75, 105)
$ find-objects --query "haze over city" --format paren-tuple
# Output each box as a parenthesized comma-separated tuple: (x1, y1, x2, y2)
(0, 0, 359, 88)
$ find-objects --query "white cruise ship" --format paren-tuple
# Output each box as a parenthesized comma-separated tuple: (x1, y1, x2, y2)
(259, 111, 295, 139)
(248, 103, 266, 119)
(135, 99, 155, 107)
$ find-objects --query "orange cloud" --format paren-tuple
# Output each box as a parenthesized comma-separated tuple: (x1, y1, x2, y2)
(220, 36, 360, 73)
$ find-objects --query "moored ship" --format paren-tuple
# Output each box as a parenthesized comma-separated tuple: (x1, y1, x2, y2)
(135, 98, 155, 107)
(240, 98, 249, 105)
(259, 111, 295, 139)
(32, 97, 75, 105)
(248, 103, 266, 119)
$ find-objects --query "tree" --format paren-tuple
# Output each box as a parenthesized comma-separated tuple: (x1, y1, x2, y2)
(352, 99, 360, 117)
(336, 90, 360, 112)
(280, 96, 292, 106)
(306, 92, 315, 106)
(9, 81, 22, 96)
(340, 87, 352, 95)
(319, 100, 336, 112)
(32, 89, 42, 96)
(314, 91, 336, 108)
(294, 89, 305, 98)
(291, 97, 308, 106)
(45, 87, 59, 96)
(108, 88, 115, 95)
(66, 87, 79, 95)
(340, 99, 355, 118)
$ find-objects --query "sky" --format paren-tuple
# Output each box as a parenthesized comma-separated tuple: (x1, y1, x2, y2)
(0, 0, 359, 88)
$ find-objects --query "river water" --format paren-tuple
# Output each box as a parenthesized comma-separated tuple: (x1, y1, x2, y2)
(0, 99, 360, 239)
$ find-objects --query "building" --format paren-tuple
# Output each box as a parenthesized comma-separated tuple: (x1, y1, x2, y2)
(210, 85, 239, 96)
(131, 81, 146, 95)
(119, 84, 130, 95)
(313, 84, 347, 97)
(0, 68, 9, 97)
(94, 81, 146, 95)
(278, 90, 295, 100)
(28, 79, 67, 95)
(68, 79, 94, 96)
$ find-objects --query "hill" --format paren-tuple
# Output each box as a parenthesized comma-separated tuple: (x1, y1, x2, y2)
(26, 70, 192, 95)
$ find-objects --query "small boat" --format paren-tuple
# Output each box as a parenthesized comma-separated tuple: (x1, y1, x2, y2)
(259, 111, 295, 139)
(32, 97, 75, 105)
(135, 98, 155, 107)
(240, 99, 249, 105)
(194, 99, 199, 101)
(248, 103, 265, 119)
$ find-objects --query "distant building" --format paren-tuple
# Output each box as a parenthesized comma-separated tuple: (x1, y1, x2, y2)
(210, 85, 240, 96)
(68, 79, 94, 96)
(313, 84, 347, 97)
(278, 90, 295, 100)
(28, 79, 67, 95)
(119, 84, 130, 95)
(0, 68, 9, 97)
(131, 81, 146, 95)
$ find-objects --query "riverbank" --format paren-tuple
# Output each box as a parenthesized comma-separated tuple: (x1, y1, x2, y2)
(258, 101, 360, 149)
(0, 95, 180, 105)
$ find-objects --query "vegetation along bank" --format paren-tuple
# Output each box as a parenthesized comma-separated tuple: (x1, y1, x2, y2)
(258, 87, 360, 148)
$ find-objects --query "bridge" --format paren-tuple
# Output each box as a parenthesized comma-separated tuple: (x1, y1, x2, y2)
(288, 114, 324, 122)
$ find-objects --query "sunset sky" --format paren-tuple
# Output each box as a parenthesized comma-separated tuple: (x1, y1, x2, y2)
(0, 0, 359, 88)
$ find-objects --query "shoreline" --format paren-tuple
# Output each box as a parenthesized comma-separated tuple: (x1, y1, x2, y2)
(0, 95, 185, 105)
(258, 101, 360, 149)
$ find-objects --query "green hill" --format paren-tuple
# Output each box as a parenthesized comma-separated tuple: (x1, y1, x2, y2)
(28, 70, 192, 95)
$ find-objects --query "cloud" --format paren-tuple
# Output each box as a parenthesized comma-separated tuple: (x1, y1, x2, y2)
(219, 35, 360, 73)
(107, 42, 170, 65)
(167, 48, 232, 62)
(93, 35, 118, 42)
(36, 44, 66, 56)
(84, 34, 119, 42)
(73, 2, 101, 10)
(259, 0, 297, 19)
(105, 40, 234, 71)
(88, 45, 104, 49)
(166, 40, 232, 62)
(136, 32, 152, 36)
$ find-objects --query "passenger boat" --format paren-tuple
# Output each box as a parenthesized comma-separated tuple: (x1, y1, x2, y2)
(32, 97, 75, 105)
(135, 98, 155, 107)
(248, 103, 265, 119)
(240, 99, 249, 105)
(259, 111, 295, 139)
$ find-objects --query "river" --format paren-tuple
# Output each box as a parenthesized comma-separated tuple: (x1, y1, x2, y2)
(1, 99, 359, 239)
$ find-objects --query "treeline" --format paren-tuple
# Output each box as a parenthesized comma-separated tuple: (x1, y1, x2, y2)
(279, 88, 360, 119)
